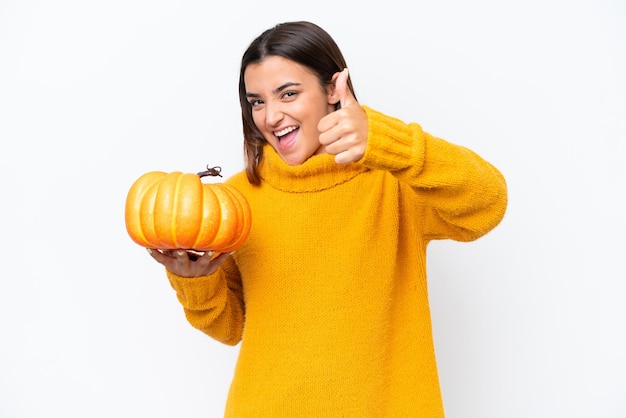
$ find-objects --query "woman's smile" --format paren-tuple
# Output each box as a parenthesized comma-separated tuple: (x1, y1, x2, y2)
(274, 125, 299, 150)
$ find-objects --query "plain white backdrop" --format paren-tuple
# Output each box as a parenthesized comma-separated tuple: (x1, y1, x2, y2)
(1, 0, 624, 417)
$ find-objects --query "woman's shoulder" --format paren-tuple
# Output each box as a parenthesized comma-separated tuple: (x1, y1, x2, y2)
(225, 170, 252, 189)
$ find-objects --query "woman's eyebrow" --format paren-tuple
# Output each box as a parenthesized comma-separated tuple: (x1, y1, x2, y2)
(246, 82, 302, 99)
(273, 82, 300, 94)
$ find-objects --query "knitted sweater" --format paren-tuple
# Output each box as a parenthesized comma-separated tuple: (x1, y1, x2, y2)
(166, 106, 508, 417)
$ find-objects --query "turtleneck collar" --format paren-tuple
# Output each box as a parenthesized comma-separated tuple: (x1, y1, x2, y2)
(258, 145, 369, 193)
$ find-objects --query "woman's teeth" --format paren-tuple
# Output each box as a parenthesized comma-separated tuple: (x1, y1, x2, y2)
(275, 126, 297, 137)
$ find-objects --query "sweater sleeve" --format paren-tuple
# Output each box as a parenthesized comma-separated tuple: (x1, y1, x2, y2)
(166, 257, 245, 346)
(360, 105, 508, 242)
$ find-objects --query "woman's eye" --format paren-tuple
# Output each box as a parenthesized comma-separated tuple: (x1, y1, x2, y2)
(282, 91, 297, 99)
(249, 99, 263, 107)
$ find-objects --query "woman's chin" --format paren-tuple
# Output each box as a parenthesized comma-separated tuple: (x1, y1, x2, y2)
(274, 143, 326, 166)
(282, 154, 308, 166)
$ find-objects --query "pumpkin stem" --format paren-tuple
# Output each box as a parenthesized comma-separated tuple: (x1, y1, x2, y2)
(197, 165, 223, 178)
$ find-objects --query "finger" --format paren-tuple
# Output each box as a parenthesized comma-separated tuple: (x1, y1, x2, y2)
(335, 68, 356, 109)
(212, 251, 234, 264)
(147, 247, 165, 261)
(334, 149, 354, 165)
(146, 248, 178, 269)
(147, 248, 190, 261)
(195, 250, 215, 261)
(318, 68, 355, 138)
(195, 251, 233, 276)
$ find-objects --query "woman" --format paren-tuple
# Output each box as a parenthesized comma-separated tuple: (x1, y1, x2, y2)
(149, 20, 508, 417)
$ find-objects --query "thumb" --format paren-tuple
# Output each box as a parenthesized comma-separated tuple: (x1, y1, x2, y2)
(335, 68, 355, 108)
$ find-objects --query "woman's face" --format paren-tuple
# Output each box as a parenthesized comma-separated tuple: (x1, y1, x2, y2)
(244, 55, 338, 165)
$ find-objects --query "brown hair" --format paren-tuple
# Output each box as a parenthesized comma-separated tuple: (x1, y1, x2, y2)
(238, 21, 356, 185)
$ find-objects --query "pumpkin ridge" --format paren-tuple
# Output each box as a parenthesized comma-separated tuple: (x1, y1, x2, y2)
(133, 178, 156, 246)
(137, 172, 167, 248)
(192, 184, 220, 250)
(142, 179, 160, 247)
(125, 172, 156, 246)
(219, 184, 252, 252)
(209, 185, 238, 251)
(171, 173, 183, 248)
(190, 177, 204, 249)
(153, 172, 177, 248)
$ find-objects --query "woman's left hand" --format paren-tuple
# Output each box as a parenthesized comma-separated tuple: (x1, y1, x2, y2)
(147, 249, 232, 278)
(318, 68, 369, 164)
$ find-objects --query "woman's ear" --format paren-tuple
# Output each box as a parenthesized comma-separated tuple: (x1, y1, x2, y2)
(327, 71, 342, 106)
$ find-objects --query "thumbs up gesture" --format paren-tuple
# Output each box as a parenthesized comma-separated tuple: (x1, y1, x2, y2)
(318, 68, 369, 164)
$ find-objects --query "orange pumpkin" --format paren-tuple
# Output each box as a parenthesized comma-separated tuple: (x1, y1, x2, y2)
(125, 166, 251, 252)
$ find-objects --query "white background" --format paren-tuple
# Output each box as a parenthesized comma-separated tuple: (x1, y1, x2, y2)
(1, 0, 624, 417)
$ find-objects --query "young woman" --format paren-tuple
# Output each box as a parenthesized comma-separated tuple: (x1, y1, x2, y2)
(148, 20, 508, 417)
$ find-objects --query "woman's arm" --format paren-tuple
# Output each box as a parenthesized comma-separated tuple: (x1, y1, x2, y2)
(150, 250, 245, 346)
(361, 106, 508, 242)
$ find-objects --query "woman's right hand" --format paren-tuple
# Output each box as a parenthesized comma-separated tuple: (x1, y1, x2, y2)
(147, 249, 232, 278)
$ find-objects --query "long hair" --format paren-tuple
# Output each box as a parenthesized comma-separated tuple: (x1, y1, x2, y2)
(238, 21, 356, 185)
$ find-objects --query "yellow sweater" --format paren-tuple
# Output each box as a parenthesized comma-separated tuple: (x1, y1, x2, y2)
(166, 106, 507, 417)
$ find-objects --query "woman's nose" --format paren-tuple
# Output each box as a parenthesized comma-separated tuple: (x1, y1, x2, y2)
(265, 101, 284, 126)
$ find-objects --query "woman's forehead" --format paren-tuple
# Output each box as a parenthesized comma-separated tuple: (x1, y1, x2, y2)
(244, 56, 317, 92)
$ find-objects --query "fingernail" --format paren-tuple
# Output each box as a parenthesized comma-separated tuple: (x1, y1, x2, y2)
(146, 248, 152, 255)
(207, 251, 215, 257)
